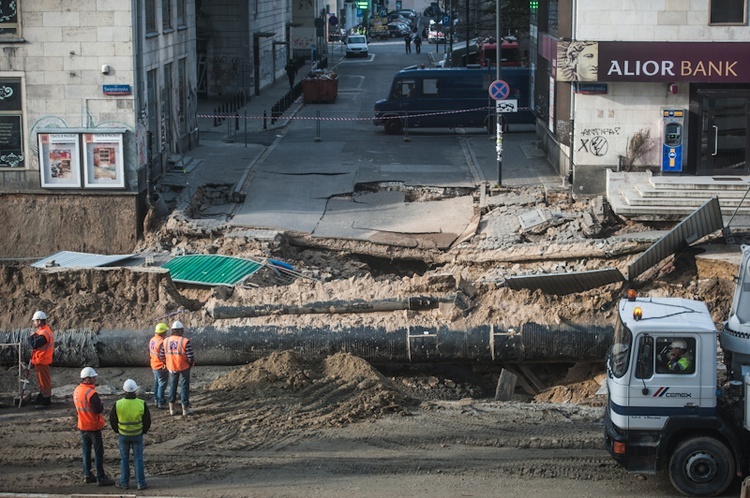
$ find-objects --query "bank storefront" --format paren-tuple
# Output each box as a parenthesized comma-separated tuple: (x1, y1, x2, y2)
(551, 41, 750, 193)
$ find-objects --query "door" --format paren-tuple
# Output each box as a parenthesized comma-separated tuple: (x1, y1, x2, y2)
(699, 92, 750, 175)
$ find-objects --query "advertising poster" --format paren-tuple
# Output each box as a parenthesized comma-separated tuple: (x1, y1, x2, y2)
(38, 133, 81, 188)
(83, 133, 124, 188)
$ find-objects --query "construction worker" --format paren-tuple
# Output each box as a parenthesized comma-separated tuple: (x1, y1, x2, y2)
(165, 320, 195, 416)
(149, 323, 169, 409)
(73, 367, 115, 486)
(667, 339, 693, 373)
(29, 310, 53, 408)
(110, 379, 151, 491)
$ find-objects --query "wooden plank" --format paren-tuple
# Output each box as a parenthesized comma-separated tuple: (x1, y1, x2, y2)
(495, 368, 517, 401)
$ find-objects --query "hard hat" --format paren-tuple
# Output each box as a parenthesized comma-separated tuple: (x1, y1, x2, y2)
(155, 322, 169, 334)
(123, 379, 138, 393)
(32, 311, 47, 321)
(171, 320, 184, 330)
(671, 339, 687, 350)
(80, 366, 97, 379)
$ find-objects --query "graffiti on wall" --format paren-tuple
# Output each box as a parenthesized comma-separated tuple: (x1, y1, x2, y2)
(577, 127, 621, 157)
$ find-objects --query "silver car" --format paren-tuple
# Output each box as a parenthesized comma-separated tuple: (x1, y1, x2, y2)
(345, 35, 368, 58)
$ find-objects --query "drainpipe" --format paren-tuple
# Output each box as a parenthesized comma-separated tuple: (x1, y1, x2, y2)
(568, 0, 577, 195)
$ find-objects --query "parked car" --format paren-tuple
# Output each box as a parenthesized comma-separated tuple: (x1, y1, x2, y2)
(345, 34, 368, 58)
(427, 25, 445, 44)
(387, 22, 410, 38)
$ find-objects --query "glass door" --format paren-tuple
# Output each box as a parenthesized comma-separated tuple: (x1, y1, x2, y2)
(699, 93, 750, 175)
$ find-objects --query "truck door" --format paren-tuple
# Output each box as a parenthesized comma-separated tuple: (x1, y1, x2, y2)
(628, 335, 701, 430)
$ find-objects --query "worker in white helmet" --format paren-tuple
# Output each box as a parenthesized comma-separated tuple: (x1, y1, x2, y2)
(165, 320, 195, 416)
(73, 367, 115, 486)
(110, 379, 151, 491)
(29, 310, 54, 408)
(666, 339, 693, 373)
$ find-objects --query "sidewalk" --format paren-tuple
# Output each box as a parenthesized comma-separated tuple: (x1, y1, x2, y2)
(161, 60, 562, 225)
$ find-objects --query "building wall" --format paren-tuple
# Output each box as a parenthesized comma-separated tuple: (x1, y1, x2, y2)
(576, 0, 749, 42)
(541, 0, 750, 194)
(0, 2, 136, 191)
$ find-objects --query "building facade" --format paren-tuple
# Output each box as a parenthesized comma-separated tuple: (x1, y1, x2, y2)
(531, 0, 750, 195)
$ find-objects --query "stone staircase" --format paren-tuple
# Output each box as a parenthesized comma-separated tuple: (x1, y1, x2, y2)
(606, 170, 750, 240)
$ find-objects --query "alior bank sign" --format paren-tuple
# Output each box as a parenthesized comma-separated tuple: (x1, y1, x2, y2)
(556, 41, 750, 83)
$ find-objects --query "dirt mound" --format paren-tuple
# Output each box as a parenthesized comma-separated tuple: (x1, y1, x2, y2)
(199, 351, 414, 446)
(0, 264, 185, 331)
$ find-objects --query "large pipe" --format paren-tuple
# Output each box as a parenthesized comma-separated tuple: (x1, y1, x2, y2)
(0, 322, 612, 368)
(207, 295, 458, 318)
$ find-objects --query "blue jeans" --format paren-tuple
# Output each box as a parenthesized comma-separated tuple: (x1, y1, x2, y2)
(80, 430, 105, 480)
(152, 368, 168, 406)
(118, 434, 146, 488)
(168, 368, 191, 407)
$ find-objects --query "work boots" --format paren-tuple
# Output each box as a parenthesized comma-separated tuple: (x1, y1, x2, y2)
(168, 402, 175, 416)
(182, 404, 191, 417)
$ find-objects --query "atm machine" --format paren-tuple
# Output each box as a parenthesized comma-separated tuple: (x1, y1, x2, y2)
(662, 108, 685, 172)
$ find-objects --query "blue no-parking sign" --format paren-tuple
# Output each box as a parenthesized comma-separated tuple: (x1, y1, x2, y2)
(489, 80, 510, 100)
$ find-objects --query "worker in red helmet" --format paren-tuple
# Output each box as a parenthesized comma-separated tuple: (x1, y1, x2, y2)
(29, 310, 54, 408)
(165, 320, 195, 417)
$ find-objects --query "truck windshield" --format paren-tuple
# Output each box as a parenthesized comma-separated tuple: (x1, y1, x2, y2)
(609, 316, 632, 378)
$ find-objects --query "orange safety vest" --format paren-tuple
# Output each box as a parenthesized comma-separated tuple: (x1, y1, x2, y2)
(73, 383, 105, 431)
(30, 324, 54, 366)
(149, 334, 166, 370)
(165, 335, 191, 372)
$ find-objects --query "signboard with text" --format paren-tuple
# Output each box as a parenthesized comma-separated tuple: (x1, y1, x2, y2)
(557, 41, 750, 83)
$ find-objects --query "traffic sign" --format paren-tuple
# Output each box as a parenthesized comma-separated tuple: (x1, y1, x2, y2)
(495, 99, 518, 113)
(489, 80, 510, 101)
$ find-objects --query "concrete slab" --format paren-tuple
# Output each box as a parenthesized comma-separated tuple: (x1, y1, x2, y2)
(313, 193, 475, 249)
(230, 171, 356, 233)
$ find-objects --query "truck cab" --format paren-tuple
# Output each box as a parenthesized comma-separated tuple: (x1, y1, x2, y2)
(605, 294, 744, 496)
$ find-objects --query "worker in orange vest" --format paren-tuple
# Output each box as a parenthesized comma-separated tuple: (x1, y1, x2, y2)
(149, 323, 169, 409)
(28, 310, 54, 408)
(73, 367, 115, 486)
(165, 321, 195, 416)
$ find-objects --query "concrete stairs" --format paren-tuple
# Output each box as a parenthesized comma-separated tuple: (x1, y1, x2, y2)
(606, 170, 750, 234)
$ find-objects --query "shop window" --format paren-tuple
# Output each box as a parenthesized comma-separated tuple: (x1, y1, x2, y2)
(710, 0, 746, 24)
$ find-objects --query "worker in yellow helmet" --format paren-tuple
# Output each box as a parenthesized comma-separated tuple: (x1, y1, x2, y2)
(148, 323, 169, 409)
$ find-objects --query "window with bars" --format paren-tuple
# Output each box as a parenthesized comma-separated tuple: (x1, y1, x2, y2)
(147, 69, 159, 157)
(0, 78, 24, 168)
(176, 0, 186, 27)
(145, 0, 157, 34)
(710, 0, 747, 23)
(0, 0, 19, 37)
(178, 58, 187, 135)
(162, 0, 172, 30)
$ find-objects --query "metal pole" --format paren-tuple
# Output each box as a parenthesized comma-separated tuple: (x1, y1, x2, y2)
(496, 0, 503, 186)
(315, 110, 321, 142)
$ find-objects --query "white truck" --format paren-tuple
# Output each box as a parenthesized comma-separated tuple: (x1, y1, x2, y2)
(605, 246, 750, 496)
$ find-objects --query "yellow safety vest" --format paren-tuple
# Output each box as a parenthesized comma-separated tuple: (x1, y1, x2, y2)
(115, 398, 145, 436)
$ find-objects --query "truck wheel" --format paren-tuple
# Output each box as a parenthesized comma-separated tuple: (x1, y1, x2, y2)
(669, 437, 735, 497)
(385, 118, 402, 135)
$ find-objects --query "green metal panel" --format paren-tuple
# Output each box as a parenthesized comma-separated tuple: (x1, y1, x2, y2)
(162, 255, 263, 286)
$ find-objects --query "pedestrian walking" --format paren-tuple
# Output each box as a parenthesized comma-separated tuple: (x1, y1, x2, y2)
(285, 59, 297, 88)
(414, 34, 422, 54)
(29, 310, 53, 408)
(149, 323, 168, 409)
(73, 367, 115, 487)
(165, 320, 195, 416)
(111, 379, 151, 491)
(404, 33, 412, 53)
